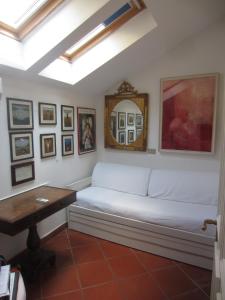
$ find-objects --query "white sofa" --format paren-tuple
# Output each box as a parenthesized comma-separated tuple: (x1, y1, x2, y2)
(68, 162, 219, 269)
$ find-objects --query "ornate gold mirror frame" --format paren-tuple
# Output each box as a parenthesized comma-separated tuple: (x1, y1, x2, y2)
(104, 81, 148, 151)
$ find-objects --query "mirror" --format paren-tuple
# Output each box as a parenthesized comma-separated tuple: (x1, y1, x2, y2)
(105, 81, 148, 151)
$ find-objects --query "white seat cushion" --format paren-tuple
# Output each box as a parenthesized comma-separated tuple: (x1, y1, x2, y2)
(92, 162, 151, 196)
(75, 186, 217, 237)
(148, 169, 219, 205)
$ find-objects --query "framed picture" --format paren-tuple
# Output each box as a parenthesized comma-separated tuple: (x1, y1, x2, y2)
(136, 114, 143, 127)
(136, 128, 143, 138)
(9, 132, 34, 162)
(128, 130, 135, 144)
(127, 113, 135, 126)
(40, 133, 56, 158)
(39, 102, 57, 125)
(118, 112, 126, 129)
(7, 98, 33, 130)
(62, 135, 74, 156)
(118, 131, 126, 144)
(77, 107, 96, 155)
(160, 73, 218, 153)
(110, 111, 117, 139)
(11, 161, 35, 186)
(61, 105, 74, 131)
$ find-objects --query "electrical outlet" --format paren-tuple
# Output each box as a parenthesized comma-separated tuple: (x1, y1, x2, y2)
(147, 148, 156, 154)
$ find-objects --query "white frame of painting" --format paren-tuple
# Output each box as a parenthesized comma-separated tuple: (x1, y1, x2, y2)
(159, 73, 219, 154)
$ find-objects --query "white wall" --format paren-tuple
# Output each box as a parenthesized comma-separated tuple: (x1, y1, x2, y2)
(97, 18, 225, 172)
(0, 75, 97, 259)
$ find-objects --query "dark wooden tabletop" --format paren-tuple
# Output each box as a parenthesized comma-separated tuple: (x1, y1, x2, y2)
(0, 186, 76, 235)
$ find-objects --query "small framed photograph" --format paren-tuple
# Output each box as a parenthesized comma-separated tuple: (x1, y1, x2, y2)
(62, 135, 74, 156)
(77, 107, 96, 155)
(61, 105, 74, 131)
(128, 130, 135, 144)
(7, 98, 33, 130)
(39, 102, 57, 125)
(136, 128, 143, 138)
(9, 132, 34, 162)
(127, 113, 135, 126)
(118, 112, 126, 129)
(136, 114, 143, 127)
(11, 161, 35, 186)
(118, 131, 126, 144)
(40, 133, 56, 158)
(110, 111, 117, 139)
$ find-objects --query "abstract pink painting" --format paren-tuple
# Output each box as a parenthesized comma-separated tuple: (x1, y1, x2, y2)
(160, 74, 218, 153)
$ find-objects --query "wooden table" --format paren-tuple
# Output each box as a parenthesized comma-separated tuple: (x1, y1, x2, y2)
(0, 186, 76, 281)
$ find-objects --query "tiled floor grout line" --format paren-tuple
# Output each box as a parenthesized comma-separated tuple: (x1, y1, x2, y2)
(42, 288, 81, 299)
(170, 287, 205, 299)
(97, 239, 127, 300)
(33, 229, 211, 300)
(130, 248, 171, 300)
(175, 263, 210, 298)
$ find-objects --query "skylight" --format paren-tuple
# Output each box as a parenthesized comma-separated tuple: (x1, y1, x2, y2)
(0, 0, 64, 40)
(62, 0, 145, 62)
(0, 0, 48, 29)
(65, 24, 106, 56)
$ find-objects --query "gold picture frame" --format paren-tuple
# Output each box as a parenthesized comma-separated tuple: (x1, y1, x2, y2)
(105, 81, 148, 151)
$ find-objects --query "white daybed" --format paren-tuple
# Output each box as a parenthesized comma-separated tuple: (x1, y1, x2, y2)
(67, 162, 219, 269)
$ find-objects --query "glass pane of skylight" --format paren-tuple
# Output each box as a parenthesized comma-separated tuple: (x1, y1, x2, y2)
(0, 0, 48, 28)
(65, 24, 106, 56)
(64, 2, 132, 57)
(103, 2, 131, 26)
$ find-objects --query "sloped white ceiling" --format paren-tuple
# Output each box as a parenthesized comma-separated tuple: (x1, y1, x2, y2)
(0, 0, 224, 95)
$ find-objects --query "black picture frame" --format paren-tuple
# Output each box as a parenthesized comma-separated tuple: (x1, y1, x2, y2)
(128, 130, 135, 144)
(127, 113, 135, 126)
(11, 161, 35, 186)
(9, 131, 34, 162)
(77, 107, 96, 155)
(62, 135, 74, 156)
(118, 112, 126, 129)
(7, 98, 33, 130)
(39, 102, 57, 125)
(136, 114, 143, 127)
(61, 105, 74, 131)
(40, 133, 56, 158)
(118, 131, 126, 144)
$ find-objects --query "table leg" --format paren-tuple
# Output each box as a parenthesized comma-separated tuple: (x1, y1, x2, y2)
(20, 225, 56, 282)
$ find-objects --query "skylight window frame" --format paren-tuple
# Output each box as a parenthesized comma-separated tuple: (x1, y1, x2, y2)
(60, 0, 146, 63)
(0, 0, 64, 40)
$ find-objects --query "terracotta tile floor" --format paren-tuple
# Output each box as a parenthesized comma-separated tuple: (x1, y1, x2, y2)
(26, 229, 211, 300)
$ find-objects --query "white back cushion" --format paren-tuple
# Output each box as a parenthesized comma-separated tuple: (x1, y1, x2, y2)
(148, 169, 219, 205)
(92, 162, 151, 196)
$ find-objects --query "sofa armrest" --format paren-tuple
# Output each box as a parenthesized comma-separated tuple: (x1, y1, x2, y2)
(65, 177, 91, 191)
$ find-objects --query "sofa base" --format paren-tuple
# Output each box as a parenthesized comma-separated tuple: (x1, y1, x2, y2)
(68, 205, 214, 270)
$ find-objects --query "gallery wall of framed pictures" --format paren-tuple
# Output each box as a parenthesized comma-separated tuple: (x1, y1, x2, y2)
(6, 97, 96, 186)
(7, 97, 35, 186)
(112, 110, 144, 145)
